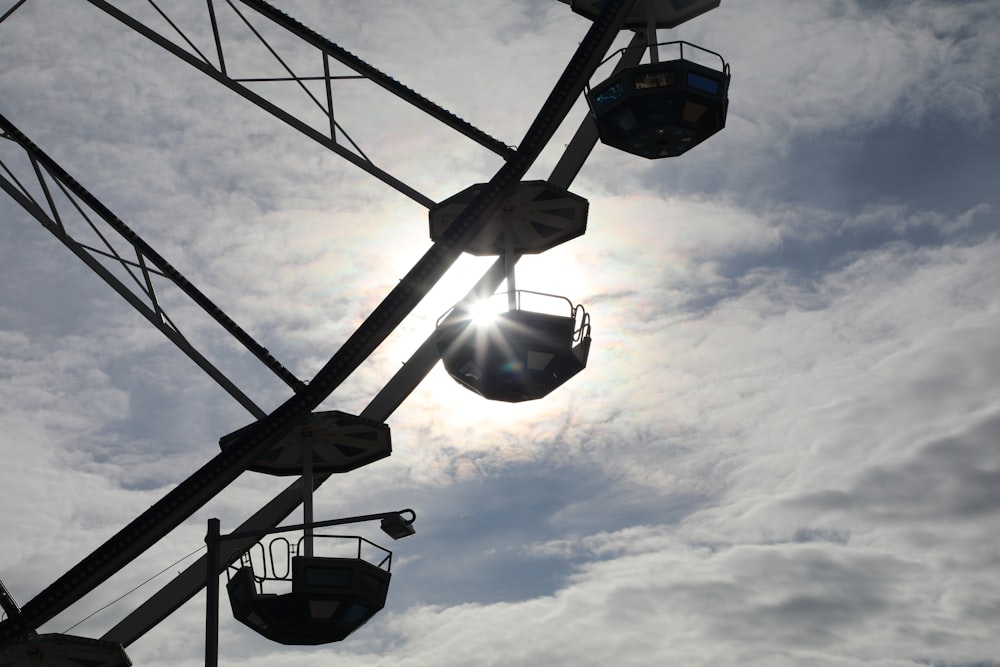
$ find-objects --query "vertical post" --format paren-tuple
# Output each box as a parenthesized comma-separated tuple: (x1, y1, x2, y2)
(303, 446, 314, 557)
(323, 53, 337, 142)
(645, 2, 658, 63)
(205, 518, 220, 667)
(205, 0, 226, 76)
(504, 215, 516, 312)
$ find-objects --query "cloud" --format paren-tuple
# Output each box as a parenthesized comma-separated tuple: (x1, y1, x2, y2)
(713, 0, 1000, 139)
(2, 2, 999, 666)
(314, 539, 942, 667)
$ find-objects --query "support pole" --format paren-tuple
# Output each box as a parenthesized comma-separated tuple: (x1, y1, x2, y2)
(205, 518, 220, 667)
(504, 216, 517, 312)
(646, 1, 659, 63)
(303, 446, 314, 558)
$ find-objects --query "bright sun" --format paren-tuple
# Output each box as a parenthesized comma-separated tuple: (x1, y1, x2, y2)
(468, 295, 506, 327)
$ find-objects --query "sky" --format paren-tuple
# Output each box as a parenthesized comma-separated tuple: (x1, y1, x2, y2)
(1, 1, 999, 666)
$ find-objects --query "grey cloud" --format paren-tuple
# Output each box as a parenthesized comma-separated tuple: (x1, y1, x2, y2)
(703, 546, 903, 648)
(796, 412, 1000, 524)
(3, 1, 1000, 666)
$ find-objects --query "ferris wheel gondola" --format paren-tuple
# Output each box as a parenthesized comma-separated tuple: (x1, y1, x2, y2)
(588, 41, 730, 158)
(431, 181, 593, 402)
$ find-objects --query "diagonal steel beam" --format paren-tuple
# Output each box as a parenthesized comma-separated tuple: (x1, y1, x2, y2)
(0, 0, 636, 649)
(104, 14, 651, 652)
(102, 255, 509, 645)
(85, 0, 436, 208)
(239, 0, 516, 161)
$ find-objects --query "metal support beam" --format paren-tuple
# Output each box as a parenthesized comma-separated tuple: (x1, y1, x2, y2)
(83, 0, 515, 209)
(0, 168, 268, 418)
(0, 0, 636, 650)
(239, 0, 516, 160)
(101, 255, 511, 646)
(85, 0, 435, 208)
(1, 112, 302, 413)
(98, 0, 641, 645)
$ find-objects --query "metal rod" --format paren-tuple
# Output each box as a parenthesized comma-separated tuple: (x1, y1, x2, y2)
(239, 0, 515, 160)
(0, 112, 304, 396)
(303, 446, 314, 557)
(206, 0, 227, 76)
(84, 0, 437, 209)
(0, 170, 268, 419)
(504, 216, 516, 311)
(646, 1, 658, 63)
(323, 53, 337, 141)
(204, 518, 220, 667)
(0, 0, 30, 24)
(221, 510, 413, 542)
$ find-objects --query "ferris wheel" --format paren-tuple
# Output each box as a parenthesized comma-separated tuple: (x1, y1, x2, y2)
(0, 0, 729, 664)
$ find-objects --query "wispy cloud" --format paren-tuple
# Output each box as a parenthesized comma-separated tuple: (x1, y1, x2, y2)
(1, 1, 998, 665)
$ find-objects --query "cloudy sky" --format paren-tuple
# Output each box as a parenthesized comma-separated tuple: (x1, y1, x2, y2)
(1, 1, 999, 665)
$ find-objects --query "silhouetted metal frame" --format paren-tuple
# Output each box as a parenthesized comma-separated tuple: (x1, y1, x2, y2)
(0, 0, 638, 650)
(109, 30, 646, 650)
(0, 114, 295, 416)
(84, 0, 522, 208)
(205, 510, 411, 666)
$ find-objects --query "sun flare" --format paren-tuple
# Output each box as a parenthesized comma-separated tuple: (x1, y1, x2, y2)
(468, 295, 507, 327)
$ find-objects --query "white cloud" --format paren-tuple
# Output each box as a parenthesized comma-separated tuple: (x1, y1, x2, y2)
(713, 0, 1000, 139)
(1, 2, 999, 666)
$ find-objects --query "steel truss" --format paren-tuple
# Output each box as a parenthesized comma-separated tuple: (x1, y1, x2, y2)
(86, 0, 523, 208)
(0, 0, 649, 653)
(0, 113, 299, 418)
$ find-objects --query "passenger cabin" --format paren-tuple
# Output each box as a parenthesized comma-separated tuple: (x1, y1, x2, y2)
(226, 537, 393, 645)
(588, 49, 730, 159)
(430, 181, 594, 403)
(436, 294, 591, 403)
